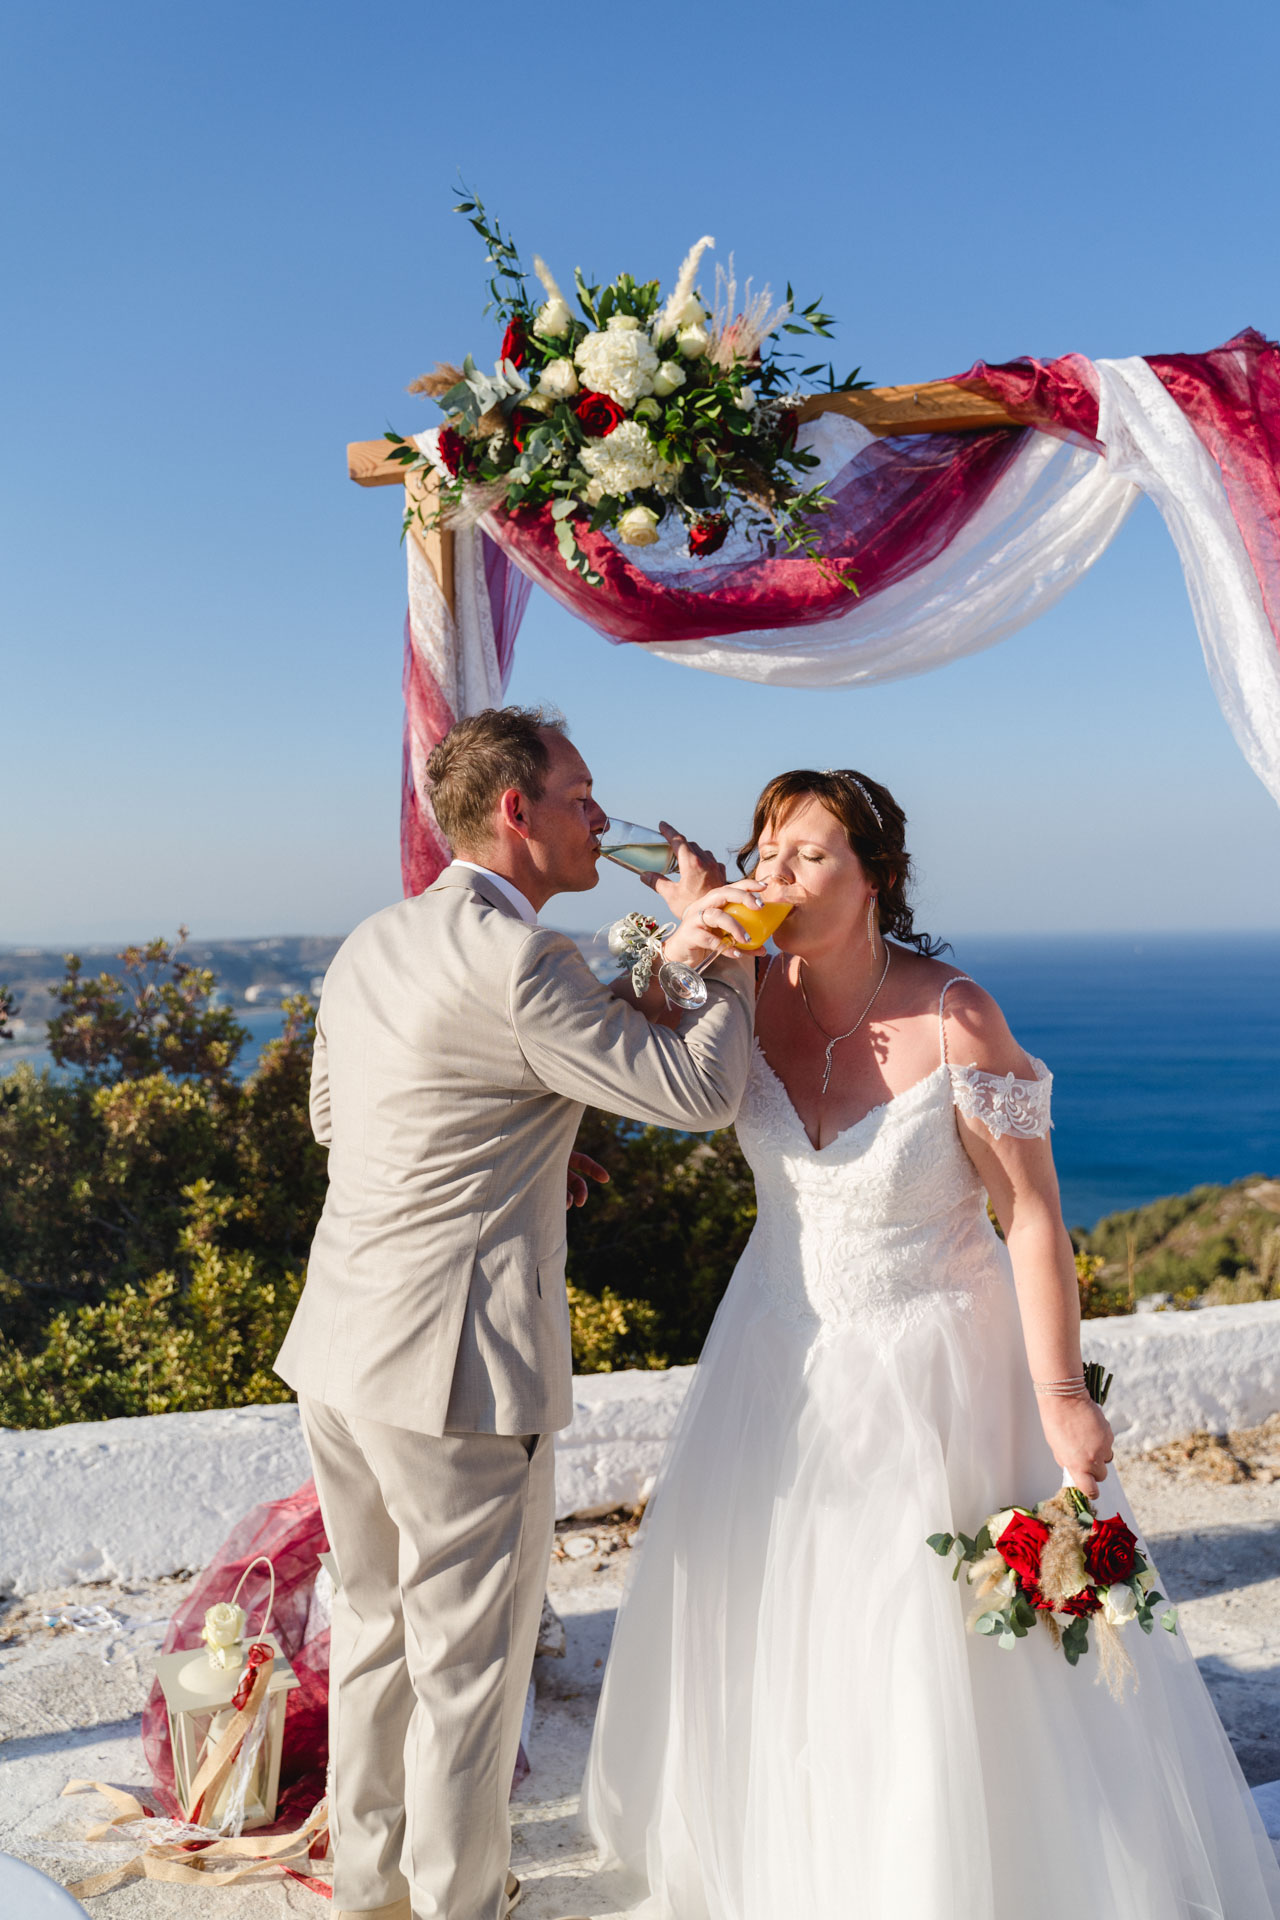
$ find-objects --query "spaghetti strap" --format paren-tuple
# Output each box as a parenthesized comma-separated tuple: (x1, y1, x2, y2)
(756, 951, 781, 1004)
(936, 973, 973, 1066)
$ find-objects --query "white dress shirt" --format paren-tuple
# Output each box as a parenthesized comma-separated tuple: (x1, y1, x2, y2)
(448, 860, 538, 927)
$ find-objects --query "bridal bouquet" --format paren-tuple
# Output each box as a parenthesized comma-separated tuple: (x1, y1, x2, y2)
(384, 188, 867, 585)
(928, 1368, 1177, 1697)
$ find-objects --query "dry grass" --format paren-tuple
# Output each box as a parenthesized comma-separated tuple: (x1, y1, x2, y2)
(1140, 1412, 1280, 1485)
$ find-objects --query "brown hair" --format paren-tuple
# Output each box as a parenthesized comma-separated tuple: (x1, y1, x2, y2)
(736, 767, 947, 958)
(425, 705, 568, 854)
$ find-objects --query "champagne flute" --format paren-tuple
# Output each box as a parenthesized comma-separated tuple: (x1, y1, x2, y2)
(597, 818, 678, 878)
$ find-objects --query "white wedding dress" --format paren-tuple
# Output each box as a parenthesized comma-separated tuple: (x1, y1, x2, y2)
(584, 980, 1280, 1919)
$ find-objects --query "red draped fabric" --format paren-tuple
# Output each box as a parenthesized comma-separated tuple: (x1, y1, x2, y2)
(398, 331, 1280, 894)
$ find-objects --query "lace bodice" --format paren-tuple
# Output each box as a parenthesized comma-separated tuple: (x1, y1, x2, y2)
(731, 975, 1052, 1339)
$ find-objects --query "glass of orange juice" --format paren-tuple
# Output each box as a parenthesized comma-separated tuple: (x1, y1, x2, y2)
(721, 898, 792, 950)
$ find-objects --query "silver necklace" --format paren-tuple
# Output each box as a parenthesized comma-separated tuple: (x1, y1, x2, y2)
(798, 947, 892, 1095)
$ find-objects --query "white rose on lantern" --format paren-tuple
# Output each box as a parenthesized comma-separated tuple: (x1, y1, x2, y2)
(534, 295, 574, 338)
(538, 358, 579, 401)
(677, 323, 710, 360)
(575, 325, 659, 407)
(618, 504, 661, 546)
(652, 361, 686, 397)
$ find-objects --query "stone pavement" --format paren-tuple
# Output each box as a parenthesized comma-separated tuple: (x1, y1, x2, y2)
(2, 1470, 1277, 1916)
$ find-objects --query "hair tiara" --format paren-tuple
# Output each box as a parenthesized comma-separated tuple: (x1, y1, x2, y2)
(824, 769, 883, 830)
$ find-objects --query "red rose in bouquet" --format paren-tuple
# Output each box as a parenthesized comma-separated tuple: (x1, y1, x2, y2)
(1033, 1585, 1101, 1617)
(995, 1512, 1051, 1584)
(574, 391, 626, 438)
(1085, 1513, 1139, 1586)
(689, 515, 729, 558)
(500, 317, 526, 369)
(437, 426, 465, 477)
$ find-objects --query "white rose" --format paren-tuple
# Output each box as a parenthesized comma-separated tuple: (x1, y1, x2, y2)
(534, 295, 574, 338)
(985, 1509, 1017, 1545)
(538, 358, 579, 400)
(583, 478, 605, 506)
(677, 323, 710, 360)
(1136, 1566, 1157, 1594)
(1101, 1582, 1138, 1625)
(618, 504, 661, 546)
(607, 313, 643, 331)
(202, 1600, 245, 1649)
(652, 361, 686, 397)
(633, 396, 661, 420)
(676, 294, 706, 327)
(738, 386, 758, 411)
(521, 390, 554, 414)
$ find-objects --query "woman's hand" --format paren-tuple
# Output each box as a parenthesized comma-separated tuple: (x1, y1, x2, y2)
(1037, 1395, 1114, 1502)
(662, 882, 766, 969)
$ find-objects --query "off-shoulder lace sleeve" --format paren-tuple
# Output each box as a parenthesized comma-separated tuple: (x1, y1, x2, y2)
(937, 975, 1052, 1140)
(948, 1058, 1053, 1140)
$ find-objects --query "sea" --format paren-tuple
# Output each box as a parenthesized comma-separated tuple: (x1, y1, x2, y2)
(3, 935, 1277, 1233)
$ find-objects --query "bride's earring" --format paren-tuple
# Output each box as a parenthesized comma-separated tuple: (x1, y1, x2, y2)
(867, 892, 878, 953)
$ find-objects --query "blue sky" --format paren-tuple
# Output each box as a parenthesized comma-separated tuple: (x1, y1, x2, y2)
(4, 0, 1279, 945)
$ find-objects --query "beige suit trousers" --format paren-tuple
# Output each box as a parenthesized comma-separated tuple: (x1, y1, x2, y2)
(300, 1398, 555, 1920)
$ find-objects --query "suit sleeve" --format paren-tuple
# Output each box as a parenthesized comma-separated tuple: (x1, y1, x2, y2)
(508, 930, 753, 1130)
(309, 1004, 332, 1147)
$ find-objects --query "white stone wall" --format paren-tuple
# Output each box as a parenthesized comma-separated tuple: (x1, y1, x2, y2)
(2, 1302, 1277, 1596)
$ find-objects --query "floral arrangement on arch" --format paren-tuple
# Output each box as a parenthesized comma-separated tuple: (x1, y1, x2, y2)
(385, 189, 867, 586)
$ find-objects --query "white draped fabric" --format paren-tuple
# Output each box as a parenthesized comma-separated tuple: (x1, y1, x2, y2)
(402, 347, 1280, 894)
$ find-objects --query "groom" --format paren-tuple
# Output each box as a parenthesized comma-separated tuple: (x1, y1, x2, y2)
(275, 705, 753, 1920)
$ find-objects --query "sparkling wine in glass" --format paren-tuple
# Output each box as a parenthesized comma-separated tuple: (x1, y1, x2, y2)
(597, 818, 678, 878)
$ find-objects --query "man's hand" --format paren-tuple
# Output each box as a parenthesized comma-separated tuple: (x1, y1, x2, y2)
(566, 1151, 610, 1210)
(644, 821, 727, 922)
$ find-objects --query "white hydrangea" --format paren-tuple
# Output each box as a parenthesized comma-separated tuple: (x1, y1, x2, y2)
(579, 419, 683, 498)
(575, 320, 660, 407)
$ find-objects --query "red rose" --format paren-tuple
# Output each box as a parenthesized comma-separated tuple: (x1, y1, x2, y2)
(689, 515, 729, 558)
(995, 1511, 1051, 1584)
(776, 407, 800, 447)
(1033, 1586, 1101, 1617)
(437, 426, 465, 477)
(574, 391, 626, 437)
(500, 316, 526, 369)
(1085, 1513, 1138, 1586)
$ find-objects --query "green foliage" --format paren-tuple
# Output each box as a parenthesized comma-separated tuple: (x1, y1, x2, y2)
(47, 931, 249, 1085)
(0, 984, 16, 1043)
(567, 1285, 666, 1375)
(0, 944, 326, 1428)
(565, 1110, 757, 1367)
(1078, 1176, 1280, 1310)
(0, 1182, 302, 1426)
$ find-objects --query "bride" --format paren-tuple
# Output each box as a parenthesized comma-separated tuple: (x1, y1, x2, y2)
(584, 767, 1280, 1919)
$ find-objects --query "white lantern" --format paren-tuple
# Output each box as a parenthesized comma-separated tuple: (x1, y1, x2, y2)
(154, 1555, 299, 1833)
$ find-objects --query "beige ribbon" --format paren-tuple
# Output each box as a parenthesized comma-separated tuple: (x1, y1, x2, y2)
(60, 1780, 330, 1899)
(182, 1647, 273, 1825)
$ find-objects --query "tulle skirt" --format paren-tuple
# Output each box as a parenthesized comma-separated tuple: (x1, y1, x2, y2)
(583, 1263, 1280, 1919)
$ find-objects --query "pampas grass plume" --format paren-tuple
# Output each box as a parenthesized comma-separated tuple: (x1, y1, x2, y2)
(654, 235, 716, 341)
(533, 255, 570, 309)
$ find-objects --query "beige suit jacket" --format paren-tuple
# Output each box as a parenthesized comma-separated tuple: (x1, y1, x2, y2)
(274, 867, 753, 1437)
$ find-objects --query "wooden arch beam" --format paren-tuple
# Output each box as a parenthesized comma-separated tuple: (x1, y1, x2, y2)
(346, 378, 1018, 487)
